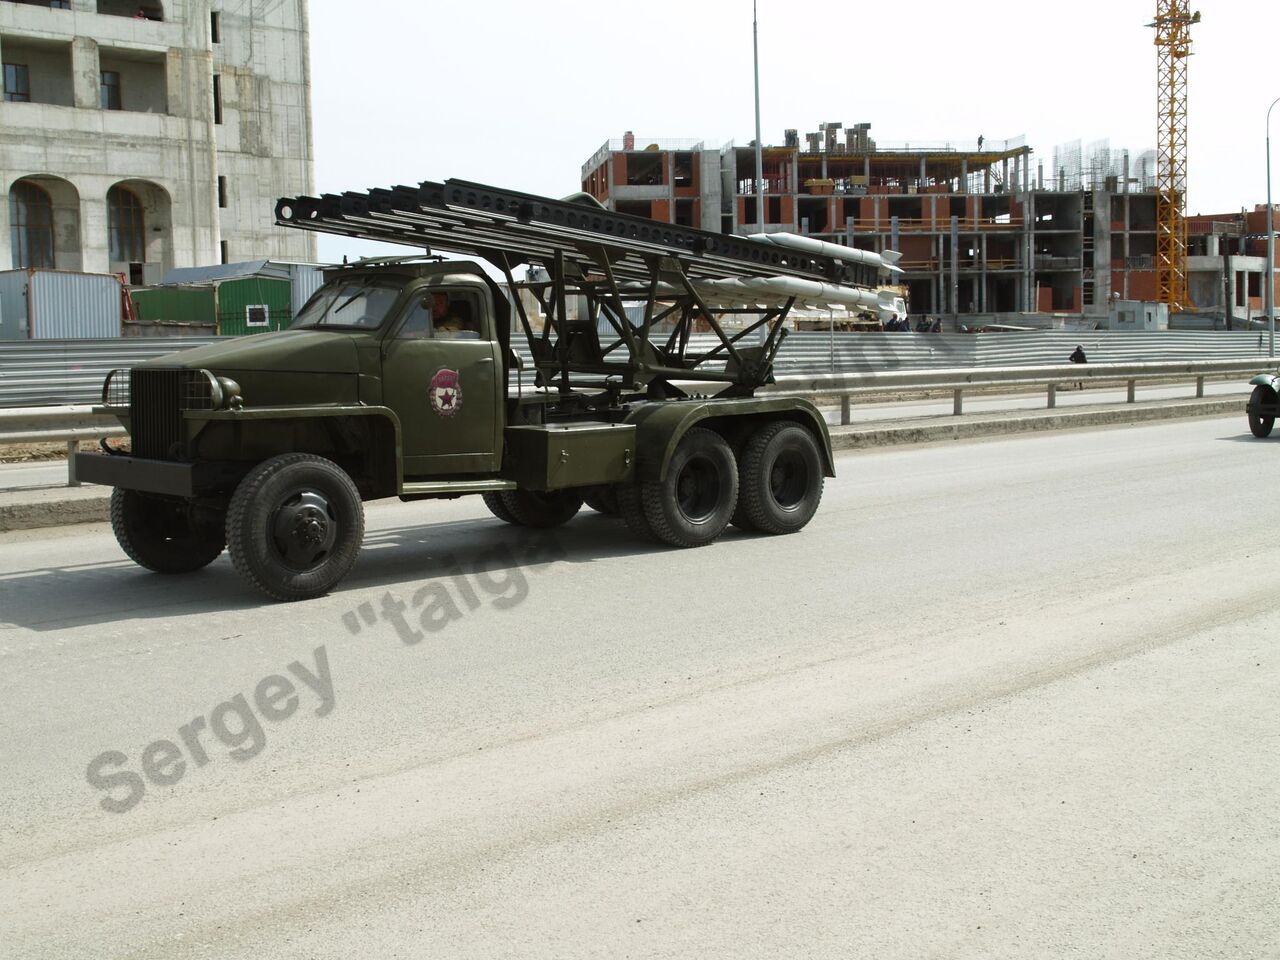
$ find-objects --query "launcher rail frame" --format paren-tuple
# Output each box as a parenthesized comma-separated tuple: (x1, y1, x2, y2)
(275, 178, 887, 401)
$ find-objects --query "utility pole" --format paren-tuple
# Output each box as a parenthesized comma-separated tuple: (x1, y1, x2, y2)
(1267, 96, 1278, 357)
(753, 0, 765, 232)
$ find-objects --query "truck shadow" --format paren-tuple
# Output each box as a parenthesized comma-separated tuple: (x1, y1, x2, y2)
(0, 513, 680, 633)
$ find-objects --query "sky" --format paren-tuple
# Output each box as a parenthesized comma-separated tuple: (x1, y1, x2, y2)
(307, 0, 1279, 264)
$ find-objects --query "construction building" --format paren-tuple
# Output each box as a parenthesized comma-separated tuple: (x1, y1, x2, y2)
(582, 125, 1279, 327)
(0, 0, 315, 284)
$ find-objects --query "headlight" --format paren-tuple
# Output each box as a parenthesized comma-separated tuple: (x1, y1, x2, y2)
(216, 377, 243, 410)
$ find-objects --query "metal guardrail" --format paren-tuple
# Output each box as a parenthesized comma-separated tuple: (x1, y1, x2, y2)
(2, 331, 1276, 406)
(764, 358, 1272, 423)
(2, 358, 1265, 488)
(0, 405, 126, 486)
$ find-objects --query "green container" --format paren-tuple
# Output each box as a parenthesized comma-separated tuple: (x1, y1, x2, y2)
(131, 286, 217, 326)
(215, 276, 292, 336)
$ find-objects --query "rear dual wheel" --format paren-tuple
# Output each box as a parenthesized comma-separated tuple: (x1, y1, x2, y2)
(733, 423, 824, 535)
(619, 428, 738, 548)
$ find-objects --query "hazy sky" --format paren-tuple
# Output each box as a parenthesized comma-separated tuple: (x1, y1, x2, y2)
(307, 0, 1278, 263)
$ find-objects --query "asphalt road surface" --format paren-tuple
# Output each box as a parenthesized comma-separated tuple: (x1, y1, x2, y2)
(2, 416, 1277, 959)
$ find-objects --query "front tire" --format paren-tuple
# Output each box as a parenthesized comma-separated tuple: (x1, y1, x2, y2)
(736, 422, 825, 535)
(641, 427, 738, 547)
(110, 488, 225, 574)
(1248, 386, 1275, 438)
(226, 454, 364, 602)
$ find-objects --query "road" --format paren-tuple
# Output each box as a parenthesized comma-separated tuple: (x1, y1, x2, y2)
(1, 415, 1277, 959)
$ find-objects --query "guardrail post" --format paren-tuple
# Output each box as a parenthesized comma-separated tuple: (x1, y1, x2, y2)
(1127, 380, 1136, 403)
(1196, 376, 1204, 398)
(1047, 384, 1056, 409)
(840, 394, 851, 426)
(953, 389, 963, 416)
(67, 440, 80, 487)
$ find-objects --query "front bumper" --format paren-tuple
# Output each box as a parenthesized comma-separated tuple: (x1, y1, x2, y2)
(74, 453, 243, 498)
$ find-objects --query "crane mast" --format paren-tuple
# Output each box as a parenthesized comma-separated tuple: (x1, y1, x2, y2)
(1151, 2, 1199, 311)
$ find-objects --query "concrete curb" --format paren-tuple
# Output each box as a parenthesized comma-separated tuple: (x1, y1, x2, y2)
(0, 396, 1246, 533)
(0, 488, 111, 533)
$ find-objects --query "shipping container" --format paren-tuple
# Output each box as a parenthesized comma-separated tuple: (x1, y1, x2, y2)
(157, 260, 324, 335)
(130, 285, 218, 327)
(215, 276, 292, 336)
(288, 263, 326, 319)
(0, 268, 122, 340)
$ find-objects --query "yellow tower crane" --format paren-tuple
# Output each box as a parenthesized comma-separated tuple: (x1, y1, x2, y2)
(1151, 2, 1200, 311)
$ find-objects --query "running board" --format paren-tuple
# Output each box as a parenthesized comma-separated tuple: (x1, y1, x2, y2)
(399, 478, 518, 497)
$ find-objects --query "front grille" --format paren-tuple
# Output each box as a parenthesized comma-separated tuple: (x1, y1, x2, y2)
(130, 367, 189, 460)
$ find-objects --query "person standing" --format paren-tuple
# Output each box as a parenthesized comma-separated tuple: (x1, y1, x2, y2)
(1069, 344, 1087, 389)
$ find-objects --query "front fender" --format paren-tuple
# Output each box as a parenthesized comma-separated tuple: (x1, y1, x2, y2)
(1248, 374, 1280, 392)
(186, 405, 404, 498)
(624, 398, 835, 482)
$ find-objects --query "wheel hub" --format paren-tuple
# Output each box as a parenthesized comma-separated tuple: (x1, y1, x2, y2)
(676, 457, 721, 524)
(272, 490, 337, 570)
(769, 451, 808, 510)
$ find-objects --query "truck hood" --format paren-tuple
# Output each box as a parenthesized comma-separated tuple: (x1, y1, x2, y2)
(142, 330, 362, 375)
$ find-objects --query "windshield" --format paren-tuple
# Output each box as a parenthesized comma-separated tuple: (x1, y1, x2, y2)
(291, 278, 404, 329)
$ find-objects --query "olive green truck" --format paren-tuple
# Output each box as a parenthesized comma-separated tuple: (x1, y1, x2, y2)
(76, 180, 903, 601)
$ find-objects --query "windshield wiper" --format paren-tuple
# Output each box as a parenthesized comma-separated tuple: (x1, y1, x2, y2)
(333, 278, 377, 315)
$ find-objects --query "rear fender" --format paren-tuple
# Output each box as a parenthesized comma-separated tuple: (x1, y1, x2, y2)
(624, 398, 834, 483)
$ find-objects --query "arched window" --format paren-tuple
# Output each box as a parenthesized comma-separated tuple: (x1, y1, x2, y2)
(9, 181, 55, 269)
(108, 185, 145, 263)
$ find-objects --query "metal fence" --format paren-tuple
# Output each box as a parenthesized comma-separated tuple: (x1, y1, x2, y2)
(1, 331, 1273, 407)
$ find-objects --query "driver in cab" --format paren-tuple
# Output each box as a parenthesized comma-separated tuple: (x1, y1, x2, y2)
(432, 293, 474, 337)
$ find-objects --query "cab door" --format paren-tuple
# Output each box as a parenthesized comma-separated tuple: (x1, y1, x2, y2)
(381, 287, 502, 476)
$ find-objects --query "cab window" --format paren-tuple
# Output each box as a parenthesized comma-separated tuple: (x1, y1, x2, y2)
(396, 290, 484, 340)
(292, 278, 403, 330)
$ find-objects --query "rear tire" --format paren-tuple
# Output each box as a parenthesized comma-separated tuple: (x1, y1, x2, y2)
(616, 482, 658, 542)
(641, 427, 737, 548)
(481, 491, 519, 524)
(1248, 386, 1275, 438)
(226, 454, 364, 602)
(499, 489, 583, 528)
(583, 486, 620, 516)
(110, 488, 225, 574)
(737, 422, 824, 535)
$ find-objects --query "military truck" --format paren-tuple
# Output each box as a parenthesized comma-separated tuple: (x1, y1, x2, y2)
(76, 179, 903, 601)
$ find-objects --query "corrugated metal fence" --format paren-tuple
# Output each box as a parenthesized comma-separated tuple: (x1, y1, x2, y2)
(1, 331, 1273, 406)
(0, 338, 221, 407)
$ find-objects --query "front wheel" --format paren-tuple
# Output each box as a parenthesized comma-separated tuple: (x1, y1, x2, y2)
(1248, 386, 1275, 438)
(226, 454, 365, 602)
(110, 488, 225, 574)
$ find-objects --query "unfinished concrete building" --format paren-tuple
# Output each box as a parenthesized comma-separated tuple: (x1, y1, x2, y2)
(0, 0, 315, 282)
(582, 125, 1279, 326)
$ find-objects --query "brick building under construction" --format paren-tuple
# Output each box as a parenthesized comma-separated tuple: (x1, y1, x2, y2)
(581, 125, 1279, 327)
